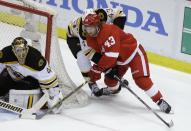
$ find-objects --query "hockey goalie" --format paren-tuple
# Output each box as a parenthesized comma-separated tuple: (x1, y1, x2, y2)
(0, 37, 64, 116)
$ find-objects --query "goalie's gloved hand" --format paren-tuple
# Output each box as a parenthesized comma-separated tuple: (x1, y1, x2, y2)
(43, 86, 64, 114)
(105, 67, 118, 79)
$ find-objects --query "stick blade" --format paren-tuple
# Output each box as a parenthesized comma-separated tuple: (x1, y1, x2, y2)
(168, 120, 174, 128)
(19, 113, 37, 120)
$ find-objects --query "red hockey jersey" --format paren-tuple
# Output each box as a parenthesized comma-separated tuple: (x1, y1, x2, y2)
(86, 24, 138, 71)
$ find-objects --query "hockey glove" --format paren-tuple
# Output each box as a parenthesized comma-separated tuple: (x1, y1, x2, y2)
(94, 87, 120, 97)
(44, 86, 64, 114)
(105, 67, 118, 79)
(88, 64, 103, 82)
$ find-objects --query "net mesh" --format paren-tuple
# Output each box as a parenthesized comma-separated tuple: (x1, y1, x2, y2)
(0, 0, 89, 108)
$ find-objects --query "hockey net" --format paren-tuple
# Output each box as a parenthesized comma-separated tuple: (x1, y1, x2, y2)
(0, 0, 89, 108)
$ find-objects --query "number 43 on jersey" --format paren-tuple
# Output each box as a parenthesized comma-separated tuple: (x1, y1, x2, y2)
(104, 36, 115, 47)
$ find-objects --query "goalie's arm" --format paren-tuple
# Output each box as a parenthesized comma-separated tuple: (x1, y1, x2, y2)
(66, 35, 81, 59)
(24, 48, 59, 89)
(35, 63, 59, 90)
(83, 48, 102, 64)
(113, 16, 127, 30)
(0, 63, 5, 74)
(110, 8, 126, 30)
(0, 50, 6, 74)
(34, 61, 68, 114)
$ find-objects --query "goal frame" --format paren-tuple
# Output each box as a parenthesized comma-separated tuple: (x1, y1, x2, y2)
(0, 0, 53, 62)
(0, 0, 89, 108)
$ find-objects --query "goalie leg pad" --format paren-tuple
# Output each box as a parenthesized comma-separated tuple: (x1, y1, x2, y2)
(9, 89, 42, 109)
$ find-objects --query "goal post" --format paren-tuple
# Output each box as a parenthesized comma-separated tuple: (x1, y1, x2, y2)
(0, 0, 89, 108)
(0, 0, 53, 61)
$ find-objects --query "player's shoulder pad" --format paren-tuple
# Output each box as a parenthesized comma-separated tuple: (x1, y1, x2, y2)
(25, 46, 47, 71)
(95, 8, 107, 22)
(69, 17, 81, 31)
(67, 17, 82, 37)
(112, 8, 126, 18)
(0, 46, 17, 63)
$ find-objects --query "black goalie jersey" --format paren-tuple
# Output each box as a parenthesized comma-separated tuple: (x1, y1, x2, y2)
(0, 45, 58, 90)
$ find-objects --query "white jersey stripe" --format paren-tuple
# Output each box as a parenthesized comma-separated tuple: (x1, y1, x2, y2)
(105, 52, 119, 58)
(145, 85, 159, 97)
(137, 48, 148, 76)
(117, 43, 139, 65)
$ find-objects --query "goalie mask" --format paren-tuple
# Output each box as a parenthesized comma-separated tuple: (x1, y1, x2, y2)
(12, 37, 29, 64)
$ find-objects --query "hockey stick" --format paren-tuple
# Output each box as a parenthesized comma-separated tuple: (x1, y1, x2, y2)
(36, 81, 88, 119)
(0, 92, 49, 119)
(114, 75, 174, 128)
(0, 100, 25, 114)
(0, 100, 36, 119)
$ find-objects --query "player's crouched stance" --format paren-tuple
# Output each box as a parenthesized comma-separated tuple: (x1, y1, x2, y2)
(0, 37, 63, 114)
(82, 14, 172, 114)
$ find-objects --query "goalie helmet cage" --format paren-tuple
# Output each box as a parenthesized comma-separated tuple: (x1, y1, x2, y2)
(0, 0, 89, 108)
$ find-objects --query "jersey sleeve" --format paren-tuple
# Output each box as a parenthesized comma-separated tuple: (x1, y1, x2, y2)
(0, 50, 5, 74)
(97, 30, 120, 71)
(67, 18, 79, 37)
(34, 63, 59, 90)
(112, 8, 126, 29)
(25, 47, 58, 89)
(112, 8, 126, 19)
(67, 17, 85, 39)
(0, 63, 5, 74)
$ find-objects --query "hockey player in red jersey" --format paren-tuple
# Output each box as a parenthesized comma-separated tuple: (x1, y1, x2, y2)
(66, 8, 126, 97)
(82, 13, 172, 114)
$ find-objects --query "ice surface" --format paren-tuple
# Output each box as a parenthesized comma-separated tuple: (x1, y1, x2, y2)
(0, 39, 191, 131)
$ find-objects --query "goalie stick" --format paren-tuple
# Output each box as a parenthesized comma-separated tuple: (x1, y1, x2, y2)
(36, 81, 88, 119)
(114, 75, 174, 128)
(0, 100, 25, 114)
(0, 91, 49, 119)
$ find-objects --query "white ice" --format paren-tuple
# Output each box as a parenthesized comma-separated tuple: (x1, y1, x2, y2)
(0, 39, 191, 131)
